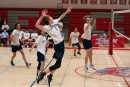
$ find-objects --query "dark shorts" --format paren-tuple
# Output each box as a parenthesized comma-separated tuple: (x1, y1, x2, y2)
(32, 39, 36, 42)
(37, 51, 45, 61)
(83, 39, 92, 49)
(11, 45, 23, 52)
(72, 42, 80, 47)
(53, 41, 64, 61)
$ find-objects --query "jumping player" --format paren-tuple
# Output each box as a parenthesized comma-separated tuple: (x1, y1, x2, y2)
(81, 16, 96, 71)
(10, 23, 31, 67)
(35, 7, 71, 86)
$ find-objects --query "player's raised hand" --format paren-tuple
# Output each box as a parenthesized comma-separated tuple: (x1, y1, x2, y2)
(66, 7, 71, 14)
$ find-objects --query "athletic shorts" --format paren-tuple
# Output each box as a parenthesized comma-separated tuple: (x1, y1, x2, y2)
(83, 39, 92, 49)
(72, 42, 80, 47)
(37, 51, 45, 61)
(53, 41, 64, 61)
(11, 45, 22, 52)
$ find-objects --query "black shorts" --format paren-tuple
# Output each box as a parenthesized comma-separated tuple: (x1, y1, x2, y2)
(32, 39, 35, 42)
(72, 42, 80, 47)
(53, 41, 64, 61)
(83, 39, 92, 49)
(37, 51, 45, 61)
(11, 45, 22, 52)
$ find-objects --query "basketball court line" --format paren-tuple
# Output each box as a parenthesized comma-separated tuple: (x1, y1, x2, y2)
(59, 54, 73, 87)
(0, 49, 35, 77)
(110, 53, 130, 87)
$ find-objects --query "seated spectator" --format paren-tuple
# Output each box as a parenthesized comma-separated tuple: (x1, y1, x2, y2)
(2, 21, 9, 31)
(19, 30, 24, 45)
(31, 30, 38, 42)
(23, 30, 31, 47)
(1, 29, 9, 46)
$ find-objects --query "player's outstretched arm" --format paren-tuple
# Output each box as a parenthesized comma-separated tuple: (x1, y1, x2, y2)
(58, 7, 71, 21)
(35, 9, 48, 30)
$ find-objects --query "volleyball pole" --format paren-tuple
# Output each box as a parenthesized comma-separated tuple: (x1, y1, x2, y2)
(108, 9, 113, 55)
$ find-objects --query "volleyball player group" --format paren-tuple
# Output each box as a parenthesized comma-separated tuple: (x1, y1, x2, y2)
(10, 7, 96, 86)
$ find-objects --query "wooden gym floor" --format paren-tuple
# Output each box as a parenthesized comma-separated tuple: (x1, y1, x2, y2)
(0, 43, 130, 87)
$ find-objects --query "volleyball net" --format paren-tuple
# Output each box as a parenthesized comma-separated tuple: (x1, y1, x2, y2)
(109, 9, 130, 55)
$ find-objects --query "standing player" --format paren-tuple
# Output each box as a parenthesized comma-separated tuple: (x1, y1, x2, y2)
(81, 16, 96, 71)
(10, 23, 31, 67)
(69, 27, 81, 57)
(30, 30, 46, 78)
(35, 7, 71, 86)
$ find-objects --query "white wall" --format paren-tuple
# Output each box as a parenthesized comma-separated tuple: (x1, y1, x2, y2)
(0, 0, 130, 9)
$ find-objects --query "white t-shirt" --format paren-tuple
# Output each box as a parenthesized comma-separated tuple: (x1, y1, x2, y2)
(35, 35, 46, 55)
(2, 24, 9, 30)
(19, 31, 24, 40)
(11, 30, 20, 45)
(31, 33, 38, 40)
(24, 33, 30, 39)
(70, 32, 80, 44)
(43, 19, 63, 44)
(81, 23, 92, 40)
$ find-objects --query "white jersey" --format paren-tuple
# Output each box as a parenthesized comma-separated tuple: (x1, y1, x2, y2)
(24, 33, 30, 39)
(81, 23, 92, 40)
(35, 35, 46, 55)
(19, 31, 24, 40)
(70, 32, 80, 44)
(43, 19, 63, 44)
(11, 30, 20, 45)
(31, 33, 38, 40)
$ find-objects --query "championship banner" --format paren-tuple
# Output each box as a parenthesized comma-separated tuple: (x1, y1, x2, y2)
(92, 36, 124, 47)
(110, 0, 117, 5)
(62, 0, 69, 4)
(90, 0, 97, 4)
(119, 0, 126, 5)
(81, 0, 87, 4)
(71, 0, 78, 4)
(100, 0, 107, 4)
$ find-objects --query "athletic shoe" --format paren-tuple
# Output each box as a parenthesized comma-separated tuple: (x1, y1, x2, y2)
(10, 61, 15, 66)
(26, 62, 31, 68)
(74, 54, 76, 57)
(90, 64, 96, 70)
(46, 75, 52, 87)
(84, 66, 88, 72)
(77, 51, 81, 55)
(37, 72, 45, 84)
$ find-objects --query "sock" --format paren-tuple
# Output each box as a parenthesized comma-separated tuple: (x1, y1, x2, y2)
(49, 74, 53, 79)
(43, 72, 46, 76)
(85, 64, 87, 67)
(25, 62, 28, 65)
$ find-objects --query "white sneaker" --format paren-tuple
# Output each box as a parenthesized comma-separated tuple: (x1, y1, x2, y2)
(90, 64, 96, 70)
(84, 66, 88, 72)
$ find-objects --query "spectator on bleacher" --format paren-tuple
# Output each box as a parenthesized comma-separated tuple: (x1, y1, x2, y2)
(1, 29, 9, 46)
(31, 30, 38, 42)
(30, 30, 38, 46)
(69, 27, 81, 57)
(19, 30, 24, 45)
(0, 16, 6, 27)
(2, 21, 9, 31)
(23, 30, 31, 47)
(101, 30, 108, 37)
(0, 16, 6, 33)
